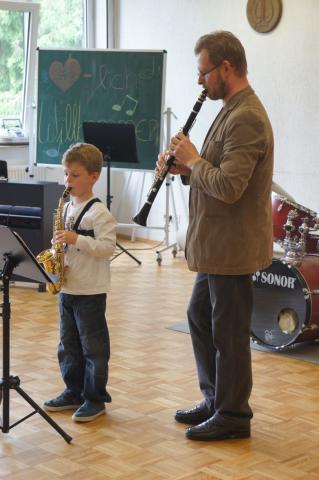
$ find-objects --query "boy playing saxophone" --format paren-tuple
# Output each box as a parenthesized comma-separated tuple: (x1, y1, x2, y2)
(43, 143, 116, 422)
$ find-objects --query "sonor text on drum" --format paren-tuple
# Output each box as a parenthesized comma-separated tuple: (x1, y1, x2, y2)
(253, 271, 297, 289)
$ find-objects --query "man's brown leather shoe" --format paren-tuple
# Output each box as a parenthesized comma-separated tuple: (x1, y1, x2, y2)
(175, 403, 214, 425)
(186, 416, 250, 441)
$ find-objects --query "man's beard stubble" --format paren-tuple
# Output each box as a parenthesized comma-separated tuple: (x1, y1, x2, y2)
(208, 75, 228, 101)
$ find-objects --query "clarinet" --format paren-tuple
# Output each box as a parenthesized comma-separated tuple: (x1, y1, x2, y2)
(132, 89, 207, 227)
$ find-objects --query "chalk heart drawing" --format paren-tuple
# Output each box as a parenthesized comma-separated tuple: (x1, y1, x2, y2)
(49, 58, 81, 92)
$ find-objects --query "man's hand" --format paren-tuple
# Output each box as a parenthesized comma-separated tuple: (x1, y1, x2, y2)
(168, 132, 202, 168)
(156, 151, 192, 177)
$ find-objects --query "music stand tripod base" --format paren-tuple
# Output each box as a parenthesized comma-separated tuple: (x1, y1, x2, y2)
(112, 241, 141, 264)
(0, 226, 72, 443)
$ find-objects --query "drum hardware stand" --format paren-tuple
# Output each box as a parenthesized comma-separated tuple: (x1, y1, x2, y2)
(308, 216, 319, 252)
(0, 226, 72, 443)
(281, 210, 309, 267)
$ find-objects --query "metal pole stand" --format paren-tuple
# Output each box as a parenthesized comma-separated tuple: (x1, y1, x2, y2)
(155, 107, 180, 265)
(155, 172, 180, 265)
(105, 159, 141, 265)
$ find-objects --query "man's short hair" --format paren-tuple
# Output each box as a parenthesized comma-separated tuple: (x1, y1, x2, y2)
(195, 31, 247, 77)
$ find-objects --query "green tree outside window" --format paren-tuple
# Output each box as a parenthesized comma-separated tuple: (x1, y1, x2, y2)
(0, 0, 84, 121)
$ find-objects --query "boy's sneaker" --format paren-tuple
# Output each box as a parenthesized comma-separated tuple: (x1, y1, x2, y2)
(43, 393, 82, 412)
(72, 400, 105, 422)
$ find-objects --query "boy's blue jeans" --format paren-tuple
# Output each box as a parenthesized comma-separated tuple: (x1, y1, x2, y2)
(58, 293, 111, 403)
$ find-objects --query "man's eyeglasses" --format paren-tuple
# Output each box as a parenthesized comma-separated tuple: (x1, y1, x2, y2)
(197, 65, 219, 78)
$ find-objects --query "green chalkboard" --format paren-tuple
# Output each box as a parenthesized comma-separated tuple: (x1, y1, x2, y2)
(36, 49, 166, 170)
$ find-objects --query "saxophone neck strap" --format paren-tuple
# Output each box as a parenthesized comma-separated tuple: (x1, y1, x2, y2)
(64, 198, 102, 236)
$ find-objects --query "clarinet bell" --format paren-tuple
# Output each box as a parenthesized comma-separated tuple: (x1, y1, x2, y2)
(132, 203, 151, 226)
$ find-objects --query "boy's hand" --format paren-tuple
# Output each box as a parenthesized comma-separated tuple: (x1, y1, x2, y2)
(55, 230, 78, 245)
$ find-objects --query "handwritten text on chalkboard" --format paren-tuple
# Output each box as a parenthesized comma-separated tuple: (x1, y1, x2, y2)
(37, 50, 166, 170)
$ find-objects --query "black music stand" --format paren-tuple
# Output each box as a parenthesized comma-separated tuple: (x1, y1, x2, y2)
(83, 122, 141, 265)
(0, 226, 72, 443)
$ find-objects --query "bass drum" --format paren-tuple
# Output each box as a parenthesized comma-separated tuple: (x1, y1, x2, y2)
(272, 195, 318, 253)
(251, 255, 319, 349)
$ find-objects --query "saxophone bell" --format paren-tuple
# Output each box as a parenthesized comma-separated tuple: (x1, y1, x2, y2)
(36, 187, 71, 294)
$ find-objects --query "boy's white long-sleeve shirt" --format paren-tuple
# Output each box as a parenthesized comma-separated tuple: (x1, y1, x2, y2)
(61, 197, 117, 295)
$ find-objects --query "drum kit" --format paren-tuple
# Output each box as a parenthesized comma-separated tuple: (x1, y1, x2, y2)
(251, 194, 319, 349)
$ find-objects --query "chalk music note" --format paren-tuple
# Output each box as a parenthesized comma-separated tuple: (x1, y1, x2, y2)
(112, 95, 138, 116)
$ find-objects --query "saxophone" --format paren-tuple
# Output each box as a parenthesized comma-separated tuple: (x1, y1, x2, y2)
(36, 187, 71, 294)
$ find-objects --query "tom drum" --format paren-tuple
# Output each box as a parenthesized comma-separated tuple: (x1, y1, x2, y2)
(272, 195, 318, 253)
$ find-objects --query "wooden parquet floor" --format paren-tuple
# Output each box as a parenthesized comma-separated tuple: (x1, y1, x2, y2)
(1, 240, 319, 479)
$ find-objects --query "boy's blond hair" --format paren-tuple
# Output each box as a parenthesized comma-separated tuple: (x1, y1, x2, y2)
(62, 143, 103, 173)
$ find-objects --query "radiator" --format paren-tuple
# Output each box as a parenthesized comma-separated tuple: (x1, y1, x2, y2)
(8, 165, 47, 182)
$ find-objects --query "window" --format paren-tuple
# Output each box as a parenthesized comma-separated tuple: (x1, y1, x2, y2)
(0, 2, 38, 134)
(0, 0, 86, 138)
(0, 8, 25, 121)
(37, 0, 85, 49)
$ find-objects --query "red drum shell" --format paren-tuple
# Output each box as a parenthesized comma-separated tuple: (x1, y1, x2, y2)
(272, 195, 318, 253)
(251, 255, 319, 348)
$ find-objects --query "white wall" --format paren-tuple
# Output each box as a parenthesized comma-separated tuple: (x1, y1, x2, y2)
(3, 0, 319, 241)
(113, 0, 319, 232)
